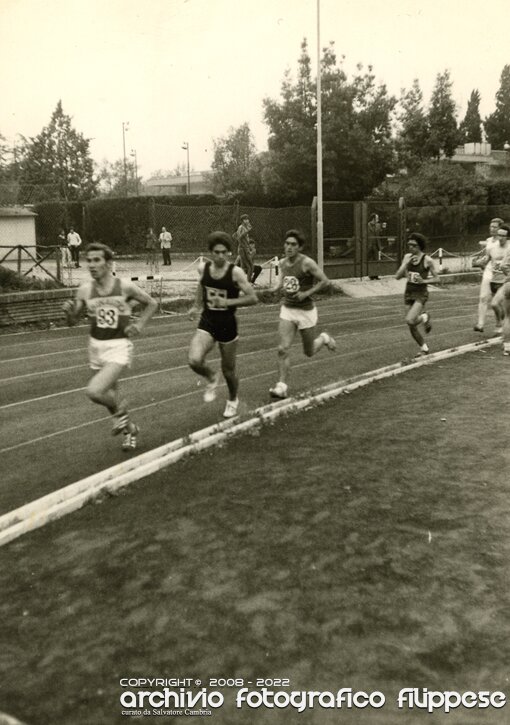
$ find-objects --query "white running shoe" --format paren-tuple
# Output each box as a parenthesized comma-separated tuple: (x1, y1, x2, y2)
(269, 381, 288, 399)
(321, 331, 337, 351)
(223, 398, 239, 418)
(112, 413, 129, 436)
(503, 344, 510, 356)
(494, 326, 503, 335)
(122, 424, 139, 451)
(203, 373, 219, 402)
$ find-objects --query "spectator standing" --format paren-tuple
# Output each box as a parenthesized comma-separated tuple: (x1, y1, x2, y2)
(233, 214, 253, 280)
(145, 227, 158, 268)
(248, 239, 263, 284)
(58, 228, 72, 267)
(67, 227, 82, 268)
(159, 226, 172, 266)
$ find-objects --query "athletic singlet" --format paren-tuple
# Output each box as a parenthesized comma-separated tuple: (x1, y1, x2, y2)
(280, 255, 315, 310)
(86, 278, 132, 340)
(405, 254, 430, 295)
(201, 262, 239, 313)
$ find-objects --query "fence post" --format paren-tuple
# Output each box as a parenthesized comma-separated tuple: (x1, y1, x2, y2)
(438, 248, 443, 269)
(17, 245, 22, 275)
(56, 246, 62, 283)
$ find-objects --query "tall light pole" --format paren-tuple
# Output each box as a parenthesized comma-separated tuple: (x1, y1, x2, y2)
(122, 121, 129, 195)
(316, 0, 324, 270)
(182, 142, 190, 195)
(130, 149, 139, 196)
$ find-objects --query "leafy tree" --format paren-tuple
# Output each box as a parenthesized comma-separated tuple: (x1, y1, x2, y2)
(484, 65, 510, 148)
(96, 158, 139, 197)
(19, 100, 97, 201)
(397, 161, 487, 206)
(395, 80, 430, 172)
(427, 70, 460, 159)
(262, 40, 396, 202)
(210, 123, 263, 196)
(459, 89, 482, 143)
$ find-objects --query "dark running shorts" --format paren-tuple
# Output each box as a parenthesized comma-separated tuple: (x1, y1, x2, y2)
(490, 282, 503, 296)
(198, 312, 238, 344)
(405, 289, 429, 306)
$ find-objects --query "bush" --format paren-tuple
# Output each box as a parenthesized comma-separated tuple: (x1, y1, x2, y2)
(0, 265, 61, 293)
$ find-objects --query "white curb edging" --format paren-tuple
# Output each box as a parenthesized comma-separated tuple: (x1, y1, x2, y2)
(0, 337, 500, 548)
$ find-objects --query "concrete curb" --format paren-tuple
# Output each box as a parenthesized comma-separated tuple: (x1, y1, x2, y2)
(0, 337, 500, 548)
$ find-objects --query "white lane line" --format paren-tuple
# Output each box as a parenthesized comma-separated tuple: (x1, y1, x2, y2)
(0, 337, 498, 548)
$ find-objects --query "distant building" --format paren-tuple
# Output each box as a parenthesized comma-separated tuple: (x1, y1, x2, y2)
(449, 142, 510, 180)
(0, 206, 37, 249)
(143, 171, 212, 196)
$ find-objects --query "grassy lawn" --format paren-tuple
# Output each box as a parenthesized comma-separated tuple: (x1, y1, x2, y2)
(1, 350, 509, 725)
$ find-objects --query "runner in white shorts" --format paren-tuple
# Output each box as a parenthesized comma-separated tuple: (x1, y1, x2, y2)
(62, 242, 157, 451)
(269, 229, 336, 399)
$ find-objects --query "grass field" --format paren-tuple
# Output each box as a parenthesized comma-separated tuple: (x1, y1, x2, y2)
(1, 349, 509, 725)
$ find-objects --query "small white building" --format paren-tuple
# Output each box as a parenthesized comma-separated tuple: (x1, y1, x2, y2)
(0, 206, 37, 248)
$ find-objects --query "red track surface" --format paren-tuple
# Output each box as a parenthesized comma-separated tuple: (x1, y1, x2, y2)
(0, 285, 490, 514)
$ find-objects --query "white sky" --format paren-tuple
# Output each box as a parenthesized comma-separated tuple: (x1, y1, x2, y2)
(1, 0, 509, 178)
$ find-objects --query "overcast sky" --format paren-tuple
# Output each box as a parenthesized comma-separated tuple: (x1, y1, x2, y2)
(1, 0, 509, 179)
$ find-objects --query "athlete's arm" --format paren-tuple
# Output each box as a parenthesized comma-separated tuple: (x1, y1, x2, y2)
(395, 254, 412, 279)
(122, 280, 157, 337)
(423, 256, 439, 284)
(62, 283, 87, 326)
(188, 276, 204, 320)
(213, 267, 258, 308)
(295, 257, 331, 301)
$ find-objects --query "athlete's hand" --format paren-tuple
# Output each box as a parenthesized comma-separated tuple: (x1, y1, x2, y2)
(188, 305, 200, 321)
(62, 299, 76, 326)
(125, 320, 142, 338)
(213, 297, 228, 308)
(294, 291, 308, 302)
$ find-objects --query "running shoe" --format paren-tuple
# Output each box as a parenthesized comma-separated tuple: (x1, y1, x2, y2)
(494, 326, 503, 335)
(122, 424, 139, 451)
(269, 381, 288, 399)
(423, 313, 432, 334)
(203, 373, 220, 403)
(223, 398, 240, 418)
(112, 412, 129, 435)
(473, 324, 484, 332)
(503, 344, 510, 356)
(321, 331, 337, 351)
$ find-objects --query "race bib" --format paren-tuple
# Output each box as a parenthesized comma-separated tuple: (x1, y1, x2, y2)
(205, 286, 228, 310)
(408, 271, 422, 283)
(96, 305, 119, 329)
(283, 275, 300, 294)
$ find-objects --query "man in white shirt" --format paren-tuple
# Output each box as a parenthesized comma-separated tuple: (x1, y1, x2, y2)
(67, 227, 82, 268)
(474, 218, 504, 332)
(159, 226, 172, 265)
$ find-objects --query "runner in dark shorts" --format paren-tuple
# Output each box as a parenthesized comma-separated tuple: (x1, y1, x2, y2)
(395, 232, 439, 356)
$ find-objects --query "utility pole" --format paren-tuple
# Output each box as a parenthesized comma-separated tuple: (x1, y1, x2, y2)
(182, 142, 190, 194)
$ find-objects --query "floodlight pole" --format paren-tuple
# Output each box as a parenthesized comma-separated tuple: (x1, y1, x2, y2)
(122, 121, 129, 196)
(182, 142, 190, 194)
(316, 0, 324, 270)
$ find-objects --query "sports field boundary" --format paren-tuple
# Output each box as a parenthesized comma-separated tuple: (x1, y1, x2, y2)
(0, 336, 501, 548)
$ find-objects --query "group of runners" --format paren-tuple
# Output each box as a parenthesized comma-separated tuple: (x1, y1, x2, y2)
(62, 219, 510, 453)
(62, 229, 337, 452)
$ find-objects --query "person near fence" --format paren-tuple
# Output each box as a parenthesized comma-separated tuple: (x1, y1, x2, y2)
(62, 242, 157, 451)
(473, 217, 505, 332)
(145, 227, 158, 267)
(395, 232, 438, 356)
(268, 229, 336, 400)
(233, 214, 253, 281)
(67, 227, 82, 268)
(58, 228, 72, 267)
(248, 239, 263, 284)
(159, 226, 172, 265)
(188, 231, 258, 419)
(368, 213, 383, 279)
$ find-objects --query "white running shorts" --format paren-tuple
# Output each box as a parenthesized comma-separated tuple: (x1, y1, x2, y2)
(88, 337, 134, 371)
(279, 305, 318, 330)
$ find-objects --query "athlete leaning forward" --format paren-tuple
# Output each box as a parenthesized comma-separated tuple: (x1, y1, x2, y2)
(188, 231, 258, 418)
(62, 242, 157, 451)
(395, 232, 439, 356)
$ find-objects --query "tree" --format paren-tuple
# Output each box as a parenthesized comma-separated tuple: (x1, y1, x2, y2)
(210, 123, 263, 196)
(484, 65, 510, 149)
(19, 100, 97, 201)
(395, 80, 430, 171)
(427, 70, 460, 159)
(96, 158, 140, 197)
(459, 89, 482, 143)
(397, 161, 487, 206)
(262, 39, 396, 202)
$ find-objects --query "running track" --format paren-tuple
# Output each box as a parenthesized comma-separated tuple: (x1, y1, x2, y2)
(0, 285, 490, 514)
